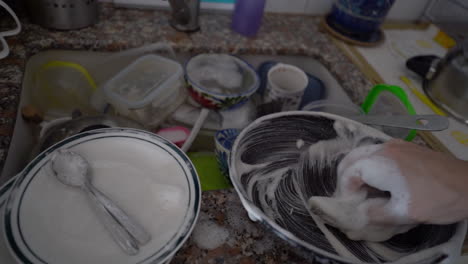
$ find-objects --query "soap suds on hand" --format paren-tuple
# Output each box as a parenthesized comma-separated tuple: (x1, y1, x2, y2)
(308, 142, 415, 242)
(232, 115, 463, 263)
(234, 119, 392, 254)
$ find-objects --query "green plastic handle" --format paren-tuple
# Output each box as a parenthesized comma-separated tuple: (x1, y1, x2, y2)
(360, 84, 417, 141)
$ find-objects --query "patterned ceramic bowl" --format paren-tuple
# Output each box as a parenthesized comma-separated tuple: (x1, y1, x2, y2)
(229, 111, 467, 264)
(214, 128, 240, 181)
(185, 54, 260, 110)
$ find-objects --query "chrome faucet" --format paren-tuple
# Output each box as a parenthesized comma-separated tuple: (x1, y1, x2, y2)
(168, 0, 200, 32)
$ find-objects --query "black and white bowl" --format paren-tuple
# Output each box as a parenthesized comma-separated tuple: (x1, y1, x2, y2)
(229, 111, 466, 264)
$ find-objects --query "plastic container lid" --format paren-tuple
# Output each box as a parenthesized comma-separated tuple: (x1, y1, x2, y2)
(103, 54, 183, 109)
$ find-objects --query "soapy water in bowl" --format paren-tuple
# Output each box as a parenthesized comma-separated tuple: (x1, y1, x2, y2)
(232, 114, 460, 263)
(188, 54, 250, 95)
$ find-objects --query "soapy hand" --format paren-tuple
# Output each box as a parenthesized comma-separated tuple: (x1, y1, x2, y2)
(338, 139, 468, 226)
(308, 139, 468, 241)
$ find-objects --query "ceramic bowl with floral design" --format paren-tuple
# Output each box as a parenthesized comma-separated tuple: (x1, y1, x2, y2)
(185, 54, 260, 110)
(214, 128, 240, 181)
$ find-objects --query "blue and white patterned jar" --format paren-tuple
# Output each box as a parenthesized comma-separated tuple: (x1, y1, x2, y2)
(329, 0, 396, 34)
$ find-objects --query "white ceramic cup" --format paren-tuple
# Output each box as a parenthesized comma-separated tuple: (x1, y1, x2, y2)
(264, 63, 308, 111)
(0, 0, 21, 60)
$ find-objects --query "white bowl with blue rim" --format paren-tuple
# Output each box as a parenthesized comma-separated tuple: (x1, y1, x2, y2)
(3, 128, 201, 264)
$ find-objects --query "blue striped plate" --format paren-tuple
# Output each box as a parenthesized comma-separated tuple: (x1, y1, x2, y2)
(3, 128, 201, 264)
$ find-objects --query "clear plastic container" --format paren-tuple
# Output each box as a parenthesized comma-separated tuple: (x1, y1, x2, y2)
(33, 61, 98, 118)
(103, 54, 185, 128)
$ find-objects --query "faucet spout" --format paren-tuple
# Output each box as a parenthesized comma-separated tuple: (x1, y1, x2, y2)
(168, 0, 200, 32)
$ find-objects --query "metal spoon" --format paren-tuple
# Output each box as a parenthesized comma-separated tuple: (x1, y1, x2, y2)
(348, 114, 449, 131)
(51, 149, 151, 255)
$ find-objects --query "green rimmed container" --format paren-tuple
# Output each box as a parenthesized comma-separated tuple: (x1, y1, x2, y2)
(361, 84, 417, 141)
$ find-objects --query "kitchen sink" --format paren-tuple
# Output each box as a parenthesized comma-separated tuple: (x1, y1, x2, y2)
(0, 50, 354, 184)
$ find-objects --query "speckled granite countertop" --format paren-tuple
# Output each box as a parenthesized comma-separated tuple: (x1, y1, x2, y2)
(0, 4, 376, 263)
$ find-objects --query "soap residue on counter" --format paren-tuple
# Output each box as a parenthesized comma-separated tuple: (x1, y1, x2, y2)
(192, 212, 230, 250)
(231, 114, 461, 264)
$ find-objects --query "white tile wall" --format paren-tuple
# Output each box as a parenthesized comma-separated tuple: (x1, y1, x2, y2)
(303, 0, 331, 15)
(264, 0, 309, 14)
(106, 0, 431, 21)
(387, 0, 430, 21)
(266, 0, 430, 21)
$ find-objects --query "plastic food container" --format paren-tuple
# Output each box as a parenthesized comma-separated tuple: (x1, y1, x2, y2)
(33, 61, 98, 118)
(103, 54, 185, 128)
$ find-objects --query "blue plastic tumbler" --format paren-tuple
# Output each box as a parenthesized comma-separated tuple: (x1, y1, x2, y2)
(231, 0, 266, 37)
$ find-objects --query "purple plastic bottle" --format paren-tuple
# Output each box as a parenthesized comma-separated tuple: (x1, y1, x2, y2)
(231, 0, 266, 37)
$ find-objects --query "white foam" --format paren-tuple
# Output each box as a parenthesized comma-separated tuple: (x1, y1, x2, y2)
(51, 150, 88, 187)
(192, 219, 230, 250)
(296, 139, 305, 149)
(188, 54, 244, 94)
(225, 198, 260, 236)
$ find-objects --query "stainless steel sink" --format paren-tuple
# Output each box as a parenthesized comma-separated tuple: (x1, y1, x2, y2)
(1, 50, 354, 183)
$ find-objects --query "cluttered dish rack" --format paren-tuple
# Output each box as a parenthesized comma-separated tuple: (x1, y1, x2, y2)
(1, 43, 358, 183)
(1, 42, 446, 184)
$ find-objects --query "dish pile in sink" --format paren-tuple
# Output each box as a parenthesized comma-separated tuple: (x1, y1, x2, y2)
(1, 128, 201, 264)
(229, 111, 467, 264)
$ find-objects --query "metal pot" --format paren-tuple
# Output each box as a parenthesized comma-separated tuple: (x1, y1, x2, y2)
(25, 0, 99, 30)
(407, 40, 468, 125)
